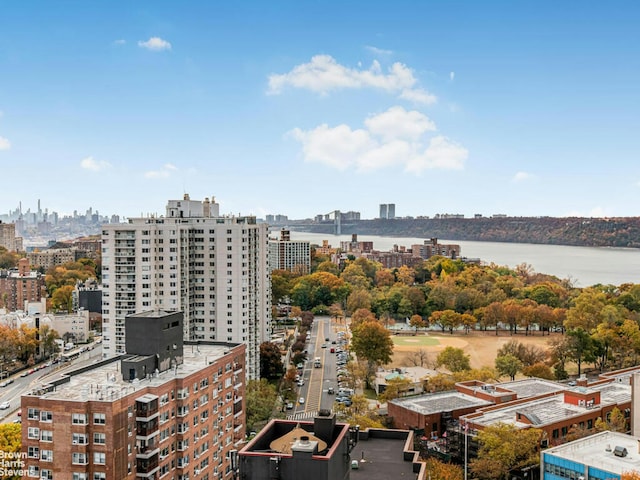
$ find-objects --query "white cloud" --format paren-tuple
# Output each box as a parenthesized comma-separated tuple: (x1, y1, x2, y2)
(512, 171, 535, 182)
(290, 106, 467, 174)
(0, 136, 10, 150)
(144, 163, 178, 179)
(450, 71, 455, 81)
(364, 106, 436, 142)
(80, 156, 111, 171)
(407, 135, 467, 172)
(267, 54, 436, 104)
(398, 88, 437, 105)
(290, 124, 374, 171)
(365, 45, 393, 56)
(113, 39, 126, 46)
(138, 37, 172, 51)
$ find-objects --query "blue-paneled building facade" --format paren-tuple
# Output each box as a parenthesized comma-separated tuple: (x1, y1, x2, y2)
(542, 431, 640, 479)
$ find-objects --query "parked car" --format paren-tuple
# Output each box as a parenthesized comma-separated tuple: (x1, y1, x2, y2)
(0, 401, 10, 410)
(286, 402, 294, 410)
(297, 380, 305, 387)
(327, 387, 335, 394)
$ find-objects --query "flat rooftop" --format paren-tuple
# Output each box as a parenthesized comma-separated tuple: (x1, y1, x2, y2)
(351, 435, 416, 480)
(470, 381, 630, 428)
(544, 431, 640, 474)
(26, 343, 237, 402)
(499, 378, 566, 398)
(391, 390, 493, 415)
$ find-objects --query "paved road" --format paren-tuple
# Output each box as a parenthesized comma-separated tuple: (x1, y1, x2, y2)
(290, 316, 348, 418)
(0, 344, 102, 424)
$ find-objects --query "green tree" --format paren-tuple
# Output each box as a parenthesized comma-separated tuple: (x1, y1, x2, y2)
(564, 289, 607, 332)
(315, 260, 339, 275)
(351, 320, 394, 388)
(436, 346, 471, 373)
(495, 354, 523, 381)
(470, 423, 541, 480)
(341, 262, 372, 289)
(271, 269, 297, 304)
(245, 379, 279, 431)
(566, 328, 594, 377)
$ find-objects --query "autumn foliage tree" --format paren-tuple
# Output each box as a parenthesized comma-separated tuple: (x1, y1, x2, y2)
(423, 458, 463, 480)
(351, 320, 394, 387)
(470, 423, 541, 480)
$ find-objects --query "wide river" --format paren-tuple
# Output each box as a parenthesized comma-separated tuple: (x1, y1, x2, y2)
(288, 231, 640, 288)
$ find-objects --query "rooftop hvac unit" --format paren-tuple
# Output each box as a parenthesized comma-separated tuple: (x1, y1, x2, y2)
(614, 446, 628, 457)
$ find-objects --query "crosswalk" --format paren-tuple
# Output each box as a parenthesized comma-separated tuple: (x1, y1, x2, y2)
(286, 410, 317, 421)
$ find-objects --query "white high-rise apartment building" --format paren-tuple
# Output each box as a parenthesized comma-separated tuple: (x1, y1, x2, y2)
(268, 229, 311, 274)
(101, 194, 270, 379)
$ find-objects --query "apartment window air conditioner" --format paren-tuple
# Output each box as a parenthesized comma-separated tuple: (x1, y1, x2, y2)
(72, 441, 78, 445)
(194, 469, 200, 475)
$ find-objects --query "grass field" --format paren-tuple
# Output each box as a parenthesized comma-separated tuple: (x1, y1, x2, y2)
(391, 336, 441, 347)
(389, 331, 559, 371)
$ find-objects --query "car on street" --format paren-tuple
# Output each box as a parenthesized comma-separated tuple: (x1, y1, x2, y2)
(286, 402, 294, 410)
(325, 337, 330, 342)
(0, 381, 7, 387)
(327, 387, 335, 394)
(20, 371, 29, 377)
(321, 344, 327, 348)
(335, 397, 352, 406)
(299, 397, 305, 405)
(0, 401, 10, 410)
(297, 380, 305, 387)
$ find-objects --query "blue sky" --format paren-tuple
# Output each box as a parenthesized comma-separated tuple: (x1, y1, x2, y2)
(1, 1, 640, 220)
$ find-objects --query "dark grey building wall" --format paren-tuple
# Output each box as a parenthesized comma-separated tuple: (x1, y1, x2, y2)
(78, 289, 102, 313)
(125, 311, 184, 372)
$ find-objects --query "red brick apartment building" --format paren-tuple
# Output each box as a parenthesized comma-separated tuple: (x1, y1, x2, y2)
(388, 374, 632, 448)
(21, 310, 246, 480)
(0, 257, 45, 311)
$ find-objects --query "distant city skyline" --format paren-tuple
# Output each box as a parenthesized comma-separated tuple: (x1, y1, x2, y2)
(1, 2, 640, 219)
